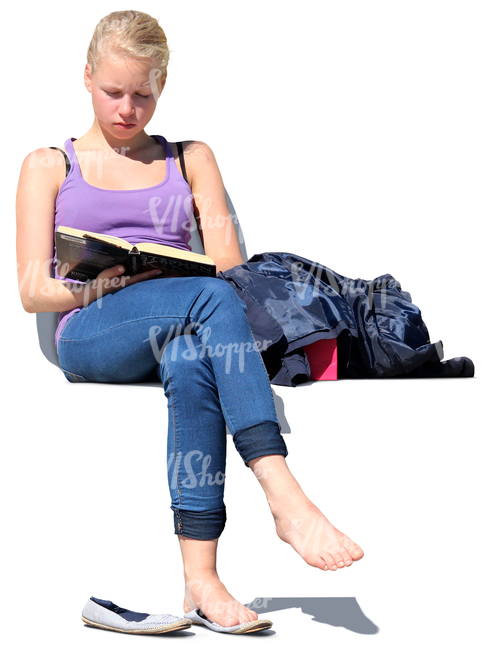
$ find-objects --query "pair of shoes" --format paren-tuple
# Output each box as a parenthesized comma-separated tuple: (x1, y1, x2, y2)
(186, 608, 273, 634)
(81, 597, 192, 635)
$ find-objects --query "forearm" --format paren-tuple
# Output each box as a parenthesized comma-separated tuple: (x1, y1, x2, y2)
(21, 277, 92, 314)
(18, 267, 118, 314)
(18, 261, 163, 313)
(214, 255, 245, 275)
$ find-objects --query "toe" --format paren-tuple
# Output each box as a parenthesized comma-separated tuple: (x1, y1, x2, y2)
(339, 547, 353, 567)
(352, 546, 364, 560)
(241, 608, 256, 622)
(343, 538, 364, 561)
(331, 551, 346, 568)
(322, 553, 338, 571)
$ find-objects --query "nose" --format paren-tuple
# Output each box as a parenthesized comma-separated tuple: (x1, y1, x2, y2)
(119, 94, 135, 116)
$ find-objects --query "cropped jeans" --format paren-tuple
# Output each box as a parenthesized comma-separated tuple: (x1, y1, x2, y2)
(57, 276, 288, 540)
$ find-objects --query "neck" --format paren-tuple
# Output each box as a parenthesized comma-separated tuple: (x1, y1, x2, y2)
(80, 117, 155, 155)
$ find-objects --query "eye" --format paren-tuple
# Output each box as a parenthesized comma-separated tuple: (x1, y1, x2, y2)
(104, 91, 151, 99)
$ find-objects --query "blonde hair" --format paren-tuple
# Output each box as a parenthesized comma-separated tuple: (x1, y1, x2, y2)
(87, 10, 170, 81)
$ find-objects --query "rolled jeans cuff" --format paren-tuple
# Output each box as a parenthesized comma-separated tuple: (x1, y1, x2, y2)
(172, 506, 227, 540)
(233, 420, 288, 468)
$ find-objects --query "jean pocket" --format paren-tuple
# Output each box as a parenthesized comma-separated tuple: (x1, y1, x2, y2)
(61, 368, 91, 383)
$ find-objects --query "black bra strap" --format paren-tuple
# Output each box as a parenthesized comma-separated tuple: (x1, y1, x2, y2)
(176, 141, 202, 244)
(49, 147, 71, 177)
(176, 141, 189, 185)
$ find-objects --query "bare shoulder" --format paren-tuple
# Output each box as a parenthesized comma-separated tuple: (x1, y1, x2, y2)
(21, 146, 67, 168)
(169, 140, 220, 189)
(187, 140, 215, 158)
(169, 139, 216, 164)
(18, 147, 67, 194)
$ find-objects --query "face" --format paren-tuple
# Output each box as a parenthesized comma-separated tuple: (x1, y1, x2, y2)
(84, 56, 166, 137)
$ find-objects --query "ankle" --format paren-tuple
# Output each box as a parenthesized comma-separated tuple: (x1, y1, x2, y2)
(184, 567, 219, 582)
(267, 488, 312, 514)
(265, 478, 308, 507)
(249, 457, 306, 498)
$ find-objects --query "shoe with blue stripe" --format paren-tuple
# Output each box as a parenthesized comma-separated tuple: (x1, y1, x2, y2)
(186, 608, 273, 634)
(81, 597, 192, 634)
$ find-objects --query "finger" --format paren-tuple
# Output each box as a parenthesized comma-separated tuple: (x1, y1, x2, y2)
(96, 265, 125, 282)
(123, 269, 163, 285)
(108, 265, 126, 277)
(139, 269, 164, 278)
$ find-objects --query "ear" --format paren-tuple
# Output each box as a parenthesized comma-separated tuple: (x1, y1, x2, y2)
(84, 63, 93, 93)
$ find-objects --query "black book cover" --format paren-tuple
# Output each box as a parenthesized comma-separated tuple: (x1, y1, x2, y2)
(55, 231, 216, 283)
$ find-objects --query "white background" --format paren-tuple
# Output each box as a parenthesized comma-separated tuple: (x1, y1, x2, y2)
(2, 1, 488, 648)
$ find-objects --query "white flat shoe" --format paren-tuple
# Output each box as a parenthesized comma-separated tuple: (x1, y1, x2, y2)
(186, 608, 273, 634)
(81, 597, 192, 635)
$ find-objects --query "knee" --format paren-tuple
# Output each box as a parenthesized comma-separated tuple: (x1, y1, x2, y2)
(159, 333, 209, 385)
(163, 333, 204, 367)
(198, 277, 246, 310)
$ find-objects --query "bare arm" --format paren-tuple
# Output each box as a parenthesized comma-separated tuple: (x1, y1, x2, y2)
(184, 141, 245, 274)
(15, 148, 161, 313)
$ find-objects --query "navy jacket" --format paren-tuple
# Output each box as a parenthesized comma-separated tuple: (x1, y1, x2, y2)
(217, 252, 474, 386)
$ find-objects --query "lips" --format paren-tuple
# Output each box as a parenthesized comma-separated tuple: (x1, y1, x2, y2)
(114, 123, 136, 131)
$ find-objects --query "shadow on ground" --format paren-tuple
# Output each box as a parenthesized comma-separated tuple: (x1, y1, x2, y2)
(245, 596, 379, 634)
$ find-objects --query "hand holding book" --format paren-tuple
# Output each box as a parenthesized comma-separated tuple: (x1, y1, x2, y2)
(61, 264, 164, 309)
(97, 263, 165, 288)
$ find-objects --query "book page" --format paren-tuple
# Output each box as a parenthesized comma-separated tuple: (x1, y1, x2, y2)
(57, 226, 132, 250)
(136, 241, 214, 264)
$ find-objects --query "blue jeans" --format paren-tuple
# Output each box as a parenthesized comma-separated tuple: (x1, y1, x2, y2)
(57, 276, 288, 540)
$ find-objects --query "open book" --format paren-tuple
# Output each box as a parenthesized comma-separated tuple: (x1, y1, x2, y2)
(54, 226, 216, 283)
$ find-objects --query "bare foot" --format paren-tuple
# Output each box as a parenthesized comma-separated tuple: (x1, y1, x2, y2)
(183, 569, 259, 627)
(270, 493, 364, 571)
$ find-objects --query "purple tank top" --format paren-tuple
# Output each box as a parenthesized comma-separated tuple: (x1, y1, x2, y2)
(53, 135, 195, 349)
